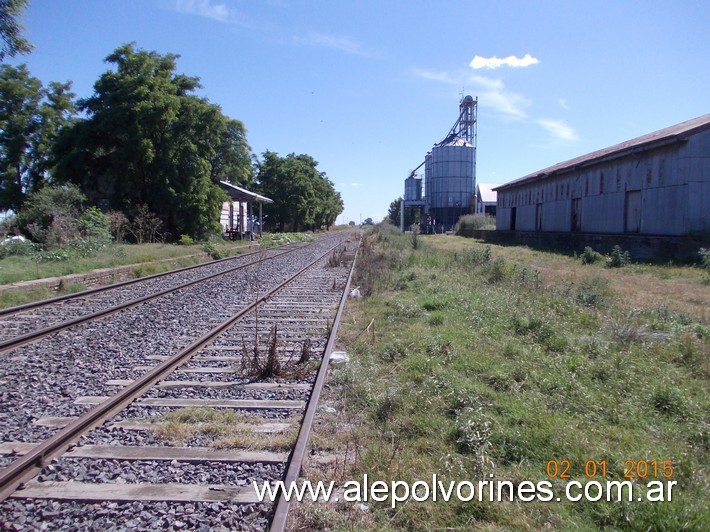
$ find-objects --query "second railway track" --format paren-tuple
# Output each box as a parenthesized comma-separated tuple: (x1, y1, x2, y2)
(0, 230, 360, 530)
(0, 242, 306, 352)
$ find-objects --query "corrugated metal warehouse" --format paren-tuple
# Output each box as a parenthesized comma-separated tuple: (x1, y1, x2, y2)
(494, 115, 710, 236)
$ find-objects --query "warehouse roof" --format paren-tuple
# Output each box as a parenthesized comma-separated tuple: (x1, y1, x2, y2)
(494, 114, 710, 191)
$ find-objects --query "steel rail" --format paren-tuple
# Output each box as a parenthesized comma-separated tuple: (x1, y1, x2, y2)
(269, 232, 361, 531)
(0, 237, 348, 502)
(0, 246, 300, 355)
(0, 244, 272, 318)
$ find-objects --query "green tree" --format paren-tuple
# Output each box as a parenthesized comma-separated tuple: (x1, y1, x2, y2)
(313, 172, 343, 230)
(387, 196, 420, 228)
(387, 197, 402, 226)
(0, 64, 75, 211)
(256, 151, 342, 232)
(256, 151, 313, 232)
(34, 80, 75, 180)
(53, 43, 245, 239)
(0, 0, 32, 61)
(13, 183, 85, 246)
(210, 117, 252, 186)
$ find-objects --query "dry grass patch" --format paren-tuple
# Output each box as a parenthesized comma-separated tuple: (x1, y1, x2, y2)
(212, 426, 299, 451)
(238, 324, 315, 381)
(152, 407, 299, 451)
(424, 235, 709, 323)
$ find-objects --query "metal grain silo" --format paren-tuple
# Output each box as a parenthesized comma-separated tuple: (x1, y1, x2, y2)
(424, 96, 477, 230)
(425, 133, 475, 228)
(404, 174, 423, 201)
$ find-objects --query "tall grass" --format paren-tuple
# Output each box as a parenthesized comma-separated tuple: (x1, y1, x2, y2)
(0, 240, 254, 309)
(0, 241, 252, 285)
(455, 214, 496, 235)
(295, 228, 708, 530)
(257, 232, 315, 248)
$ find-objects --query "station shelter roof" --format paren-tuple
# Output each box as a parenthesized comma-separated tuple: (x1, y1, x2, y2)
(219, 181, 273, 204)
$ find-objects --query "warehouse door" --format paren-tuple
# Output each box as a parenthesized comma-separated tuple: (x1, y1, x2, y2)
(571, 198, 582, 232)
(536, 203, 543, 231)
(625, 191, 641, 233)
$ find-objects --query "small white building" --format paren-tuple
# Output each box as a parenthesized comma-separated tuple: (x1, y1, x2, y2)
(475, 183, 497, 216)
(495, 115, 710, 236)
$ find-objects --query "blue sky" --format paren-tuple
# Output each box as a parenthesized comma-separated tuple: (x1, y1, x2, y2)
(10, 0, 709, 224)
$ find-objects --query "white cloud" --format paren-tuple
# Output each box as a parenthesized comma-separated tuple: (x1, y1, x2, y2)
(469, 74, 503, 91)
(470, 76, 578, 138)
(414, 64, 577, 139)
(412, 67, 530, 120)
(558, 98, 569, 110)
(536, 118, 579, 141)
(411, 68, 455, 84)
(175, 0, 231, 21)
(469, 54, 539, 70)
(469, 75, 529, 120)
(295, 33, 370, 56)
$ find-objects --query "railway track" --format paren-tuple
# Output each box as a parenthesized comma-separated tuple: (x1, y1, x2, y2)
(0, 231, 360, 530)
(0, 243, 306, 352)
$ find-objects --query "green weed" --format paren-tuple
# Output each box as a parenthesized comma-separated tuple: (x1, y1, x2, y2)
(566, 276, 612, 307)
(202, 241, 224, 260)
(699, 247, 710, 283)
(178, 234, 194, 245)
(580, 245, 604, 264)
(303, 233, 708, 530)
(607, 245, 631, 268)
(257, 232, 316, 248)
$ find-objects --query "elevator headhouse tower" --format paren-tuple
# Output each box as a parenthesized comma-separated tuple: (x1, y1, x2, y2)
(451, 94, 477, 144)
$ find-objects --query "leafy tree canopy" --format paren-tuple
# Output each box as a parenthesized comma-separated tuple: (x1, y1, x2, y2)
(387, 196, 420, 228)
(52, 43, 251, 240)
(255, 151, 343, 232)
(0, 0, 32, 61)
(387, 197, 402, 226)
(0, 63, 75, 211)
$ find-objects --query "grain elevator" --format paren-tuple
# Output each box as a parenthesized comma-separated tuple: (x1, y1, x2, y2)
(401, 95, 478, 232)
